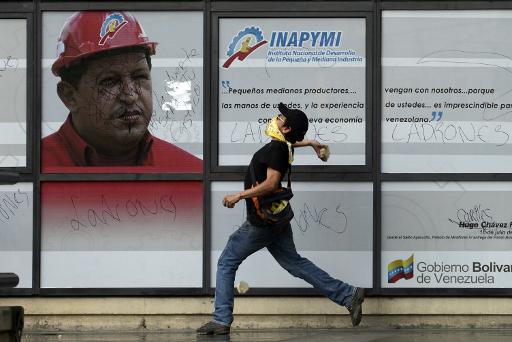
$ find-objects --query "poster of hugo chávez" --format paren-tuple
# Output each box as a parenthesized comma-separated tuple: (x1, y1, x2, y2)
(382, 182, 512, 289)
(0, 20, 27, 168)
(383, 11, 512, 173)
(219, 18, 366, 166)
(41, 11, 203, 173)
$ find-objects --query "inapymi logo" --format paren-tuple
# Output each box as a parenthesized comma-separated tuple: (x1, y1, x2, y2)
(223, 26, 267, 68)
(388, 254, 414, 283)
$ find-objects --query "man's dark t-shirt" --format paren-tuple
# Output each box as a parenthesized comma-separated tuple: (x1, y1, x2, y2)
(244, 140, 290, 226)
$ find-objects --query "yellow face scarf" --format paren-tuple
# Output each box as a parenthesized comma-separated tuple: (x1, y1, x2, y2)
(265, 116, 293, 164)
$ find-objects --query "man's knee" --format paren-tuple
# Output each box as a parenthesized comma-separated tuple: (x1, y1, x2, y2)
(217, 247, 243, 271)
(275, 257, 302, 277)
(285, 263, 305, 278)
(277, 254, 308, 277)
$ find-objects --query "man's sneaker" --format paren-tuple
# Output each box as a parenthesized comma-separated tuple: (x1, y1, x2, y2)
(196, 321, 230, 335)
(346, 287, 365, 326)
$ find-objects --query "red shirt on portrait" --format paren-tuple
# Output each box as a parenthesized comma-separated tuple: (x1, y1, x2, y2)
(42, 115, 202, 173)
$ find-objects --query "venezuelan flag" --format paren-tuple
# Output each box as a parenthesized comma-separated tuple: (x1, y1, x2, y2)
(387, 254, 414, 283)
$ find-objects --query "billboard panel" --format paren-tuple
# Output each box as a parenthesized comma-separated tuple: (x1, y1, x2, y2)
(0, 183, 32, 288)
(41, 181, 202, 288)
(219, 18, 366, 166)
(42, 11, 203, 173)
(383, 11, 512, 173)
(382, 182, 512, 288)
(0, 19, 27, 167)
(211, 181, 372, 288)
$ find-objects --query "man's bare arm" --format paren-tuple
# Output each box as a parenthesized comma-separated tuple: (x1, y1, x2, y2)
(292, 139, 329, 161)
(222, 167, 281, 208)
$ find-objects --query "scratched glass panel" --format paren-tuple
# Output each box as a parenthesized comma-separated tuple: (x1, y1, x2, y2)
(41, 181, 202, 288)
(41, 11, 203, 173)
(0, 183, 33, 288)
(218, 18, 366, 166)
(0, 20, 26, 167)
(383, 11, 512, 173)
(210, 182, 372, 288)
(382, 182, 512, 288)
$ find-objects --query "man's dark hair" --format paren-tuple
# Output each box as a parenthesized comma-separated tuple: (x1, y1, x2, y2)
(59, 46, 152, 89)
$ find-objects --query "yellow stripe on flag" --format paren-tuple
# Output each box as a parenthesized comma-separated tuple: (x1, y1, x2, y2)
(388, 254, 414, 271)
(404, 254, 414, 268)
(388, 259, 404, 272)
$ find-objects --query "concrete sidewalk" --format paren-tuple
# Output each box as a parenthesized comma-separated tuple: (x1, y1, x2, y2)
(23, 328, 512, 341)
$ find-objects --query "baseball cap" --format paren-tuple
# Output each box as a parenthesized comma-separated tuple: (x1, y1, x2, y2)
(278, 102, 309, 142)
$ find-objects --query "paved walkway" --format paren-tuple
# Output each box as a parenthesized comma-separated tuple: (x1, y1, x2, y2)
(23, 329, 512, 341)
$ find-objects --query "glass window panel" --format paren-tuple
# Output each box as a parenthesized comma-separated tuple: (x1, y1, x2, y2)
(219, 18, 366, 166)
(382, 181, 512, 288)
(0, 19, 27, 167)
(41, 181, 203, 288)
(382, 11, 512, 173)
(211, 181, 373, 288)
(0, 183, 33, 288)
(42, 11, 203, 173)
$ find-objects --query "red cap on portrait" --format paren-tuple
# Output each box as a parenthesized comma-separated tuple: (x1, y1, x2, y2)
(51, 11, 157, 76)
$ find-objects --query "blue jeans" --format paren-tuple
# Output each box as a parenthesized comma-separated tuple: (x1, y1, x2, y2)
(213, 220, 356, 326)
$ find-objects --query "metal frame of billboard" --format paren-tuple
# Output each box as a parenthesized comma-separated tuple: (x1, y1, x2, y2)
(0, 0, 511, 298)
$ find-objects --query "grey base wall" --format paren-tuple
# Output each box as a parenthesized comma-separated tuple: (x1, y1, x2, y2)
(1, 297, 512, 331)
